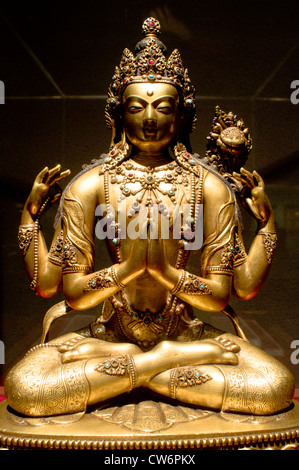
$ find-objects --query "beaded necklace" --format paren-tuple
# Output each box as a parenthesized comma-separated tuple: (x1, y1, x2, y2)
(100, 142, 204, 331)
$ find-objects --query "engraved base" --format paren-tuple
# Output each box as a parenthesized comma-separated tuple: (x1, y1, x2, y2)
(1, 391, 299, 450)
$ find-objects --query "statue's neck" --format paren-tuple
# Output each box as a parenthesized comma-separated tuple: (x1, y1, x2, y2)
(130, 149, 174, 168)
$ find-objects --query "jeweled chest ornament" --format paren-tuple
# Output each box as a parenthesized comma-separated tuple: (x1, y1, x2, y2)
(98, 147, 204, 257)
(109, 159, 190, 206)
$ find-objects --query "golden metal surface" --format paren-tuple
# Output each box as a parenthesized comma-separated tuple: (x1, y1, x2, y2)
(1, 398, 299, 450)
(3, 17, 298, 449)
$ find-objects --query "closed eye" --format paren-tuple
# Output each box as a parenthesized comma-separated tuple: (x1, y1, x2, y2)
(128, 105, 144, 113)
(157, 106, 173, 114)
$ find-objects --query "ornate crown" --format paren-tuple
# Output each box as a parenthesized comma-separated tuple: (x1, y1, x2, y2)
(105, 17, 196, 132)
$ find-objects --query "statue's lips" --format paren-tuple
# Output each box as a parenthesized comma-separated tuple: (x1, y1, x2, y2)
(143, 126, 158, 138)
(143, 130, 157, 138)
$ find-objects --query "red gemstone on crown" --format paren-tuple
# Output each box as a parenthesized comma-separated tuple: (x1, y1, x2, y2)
(148, 59, 155, 65)
(148, 21, 155, 27)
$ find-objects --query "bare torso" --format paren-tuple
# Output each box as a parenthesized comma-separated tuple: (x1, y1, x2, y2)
(98, 158, 199, 312)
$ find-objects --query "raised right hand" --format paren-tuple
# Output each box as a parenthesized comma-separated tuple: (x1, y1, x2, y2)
(27, 164, 71, 217)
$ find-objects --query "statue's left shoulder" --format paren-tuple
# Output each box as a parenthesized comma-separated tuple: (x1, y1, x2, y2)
(202, 166, 234, 206)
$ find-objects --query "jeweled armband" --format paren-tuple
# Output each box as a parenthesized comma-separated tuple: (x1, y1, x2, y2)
(48, 230, 64, 266)
(171, 271, 212, 296)
(204, 233, 247, 276)
(258, 230, 277, 264)
(18, 224, 35, 256)
(83, 266, 125, 291)
(233, 233, 247, 267)
(60, 236, 92, 274)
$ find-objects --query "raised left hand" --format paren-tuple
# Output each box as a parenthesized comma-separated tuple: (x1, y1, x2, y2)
(233, 168, 273, 224)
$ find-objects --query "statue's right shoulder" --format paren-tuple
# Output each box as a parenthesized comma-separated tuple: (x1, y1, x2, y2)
(64, 158, 107, 206)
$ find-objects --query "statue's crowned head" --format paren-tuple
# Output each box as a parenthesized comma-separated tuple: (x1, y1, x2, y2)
(105, 17, 197, 149)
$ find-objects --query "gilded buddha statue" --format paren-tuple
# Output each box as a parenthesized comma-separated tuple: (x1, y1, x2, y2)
(1, 18, 298, 450)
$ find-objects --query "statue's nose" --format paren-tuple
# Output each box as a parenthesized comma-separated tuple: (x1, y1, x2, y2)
(143, 104, 156, 124)
(143, 119, 157, 130)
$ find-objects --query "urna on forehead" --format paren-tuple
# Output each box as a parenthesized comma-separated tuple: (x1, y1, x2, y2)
(122, 82, 180, 101)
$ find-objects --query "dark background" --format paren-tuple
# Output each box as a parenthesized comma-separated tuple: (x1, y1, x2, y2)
(0, 0, 298, 388)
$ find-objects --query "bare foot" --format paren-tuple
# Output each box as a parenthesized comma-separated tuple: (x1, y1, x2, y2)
(198, 339, 239, 366)
(58, 336, 84, 353)
(214, 335, 241, 354)
(154, 339, 239, 369)
(60, 337, 142, 364)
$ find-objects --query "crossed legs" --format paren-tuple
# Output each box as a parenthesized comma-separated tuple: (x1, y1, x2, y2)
(5, 333, 294, 417)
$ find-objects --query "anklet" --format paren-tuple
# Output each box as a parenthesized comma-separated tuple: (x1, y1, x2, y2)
(170, 367, 213, 399)
(94, 354, 137, 391)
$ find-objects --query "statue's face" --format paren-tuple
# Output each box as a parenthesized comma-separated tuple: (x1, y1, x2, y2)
(122, 83, 180, 153)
